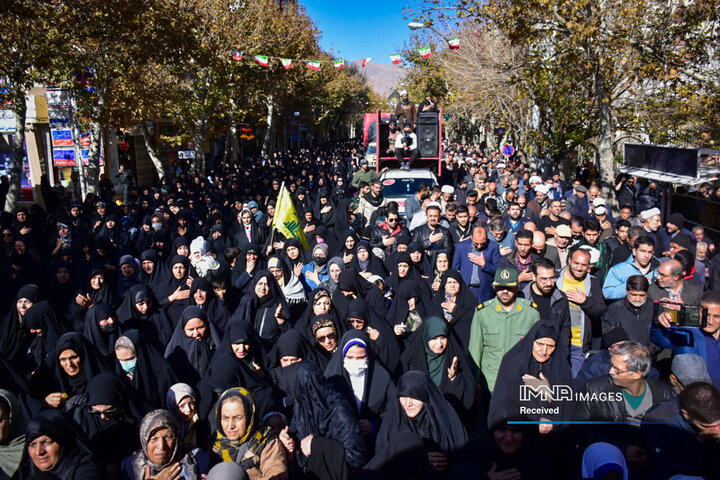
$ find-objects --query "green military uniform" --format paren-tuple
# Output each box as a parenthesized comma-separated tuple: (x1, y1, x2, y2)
(468, 267, 540, 392)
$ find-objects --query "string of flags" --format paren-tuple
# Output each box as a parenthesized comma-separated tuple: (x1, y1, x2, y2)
(228, 37, 461, 70)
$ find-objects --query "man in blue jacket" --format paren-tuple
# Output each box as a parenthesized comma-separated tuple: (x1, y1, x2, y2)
(452, 226, 500, 303)
(602, 235, 659, 301)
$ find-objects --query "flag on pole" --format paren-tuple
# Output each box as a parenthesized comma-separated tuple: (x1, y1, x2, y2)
(361, 57, 372, 67)
(254, 55, 269, 67)
(272, 184, 309, 250)
(306, 61, 321, 71)
(333, 61, 345, 69)
(231, 50, 243, 61)
(389, 54, 402, 65)
(281, 58, 293, 69)
(418, 46, 432, 58)
(448, 37, 460, 49)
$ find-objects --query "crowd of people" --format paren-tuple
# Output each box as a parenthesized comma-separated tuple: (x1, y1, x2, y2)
(1, 139, 720, 480)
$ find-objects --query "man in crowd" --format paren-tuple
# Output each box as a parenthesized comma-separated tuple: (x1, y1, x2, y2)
(603, 275, 656, 352)
(498, 229, 541, 290)
(603, 235, 659, 301)
(522, 258, 571, 349)
(453, 226, 501, 303)
(395, 122, 418, 170)
(558, 248, 607, 372)
(546, 224, 573, 269)
(404, 182, 429, 223)
(412, 203, 453, 256)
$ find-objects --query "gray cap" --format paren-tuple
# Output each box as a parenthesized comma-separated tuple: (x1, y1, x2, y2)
(575, 185, 588, 193)
(671, 354, 712, 386)
(206, 461, 249, 480)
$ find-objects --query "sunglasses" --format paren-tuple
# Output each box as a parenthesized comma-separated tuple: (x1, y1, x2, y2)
(316, 333, 336, 343)
(89, 407, 118, 417)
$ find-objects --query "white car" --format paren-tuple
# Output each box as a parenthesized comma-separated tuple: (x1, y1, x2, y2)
(380, 168, 438, 217)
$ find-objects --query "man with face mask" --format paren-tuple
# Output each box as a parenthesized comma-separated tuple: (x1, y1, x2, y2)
(301, 243, 331, 290)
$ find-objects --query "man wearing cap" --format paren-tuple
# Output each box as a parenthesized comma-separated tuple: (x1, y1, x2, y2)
(603, 235, 659, 300)
(639, 207, 663, 257)
(468, 266, 540, 392)
(564, 183, 587, 216)
(351, 158, 380, 191)
(394, 90, 417, 127)
(603, 275, 656, 352)
(439, 185, 455, 213)
(660, 213, 693, 255)
(590, 197, 614, 241)
(526, 184, 549, 221)
(547, 224, 573, 269)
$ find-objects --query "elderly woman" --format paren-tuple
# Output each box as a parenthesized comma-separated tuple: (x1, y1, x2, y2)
(0, 390, 27, 480)
(122, 409, 209, 480)
(210, 387, 287, 479)
(26, 410, 104, 479)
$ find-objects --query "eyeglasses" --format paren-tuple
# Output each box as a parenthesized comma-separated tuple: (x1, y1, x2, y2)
(609, 364, 636, 375)
(316, 333, 336, 343)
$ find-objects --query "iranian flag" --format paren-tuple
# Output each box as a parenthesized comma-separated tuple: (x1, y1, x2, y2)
(448, 37, 460, 49)
(281, 58, 292, 69)
(254, 55, 269, 67)
(231, 50, 243, 61)
(418, 46, 432, 58)
(361, 57, 372, 67)
(334, 61, 345, 69)
(389, 54, 402, 65)
(306, 61, 321, 71)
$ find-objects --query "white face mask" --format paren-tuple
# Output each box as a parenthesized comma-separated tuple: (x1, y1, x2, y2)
(343, 358, 368, 377)
(152, 222, 163, 231)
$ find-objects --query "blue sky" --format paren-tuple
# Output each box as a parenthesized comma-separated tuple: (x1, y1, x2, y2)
(300, 0, 414, 64)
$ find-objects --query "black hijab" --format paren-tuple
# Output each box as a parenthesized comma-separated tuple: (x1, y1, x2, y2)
(160, 255, 192, 321)
(139, 249, 169, 298)
(164, 306, 220, 386)
(23, 300, 67, 373)
(489, 321, 572, 429)
(231, 271, 289, 346)
(331, 269, 388, 321)
(115, 284, 174, 348)
(25, 410, 103, 478)
(114, 330, 178, 412)
(280, 362, 366, 470)
(83, 266, 119, 309)
(343, 298, 400, 374)
(385, 252, 426, 294)
(400, 316, 476, 416)
(0, 285, 40, 366)
(38, 332, 112, 400)
(324, 330, 395, 436)
(375, 371, 468, 455)
(200, 321, 279, 421)
(190, 277, 229, 332)
(82, 302, 120, 357)
(386, 280, 443, 330)
(431, 270, 478, 351)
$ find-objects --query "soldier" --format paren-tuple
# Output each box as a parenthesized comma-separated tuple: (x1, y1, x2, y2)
(468, 266, 541, 393)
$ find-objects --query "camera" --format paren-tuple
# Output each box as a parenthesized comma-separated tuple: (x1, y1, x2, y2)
(653, 300, 707, 328)
(402, 134, 412, 148)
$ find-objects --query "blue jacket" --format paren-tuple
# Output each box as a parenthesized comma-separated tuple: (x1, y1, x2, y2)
(452, 239, 500, 303)
(602, 255, 659, 300)
(300, 262, 330, 290)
